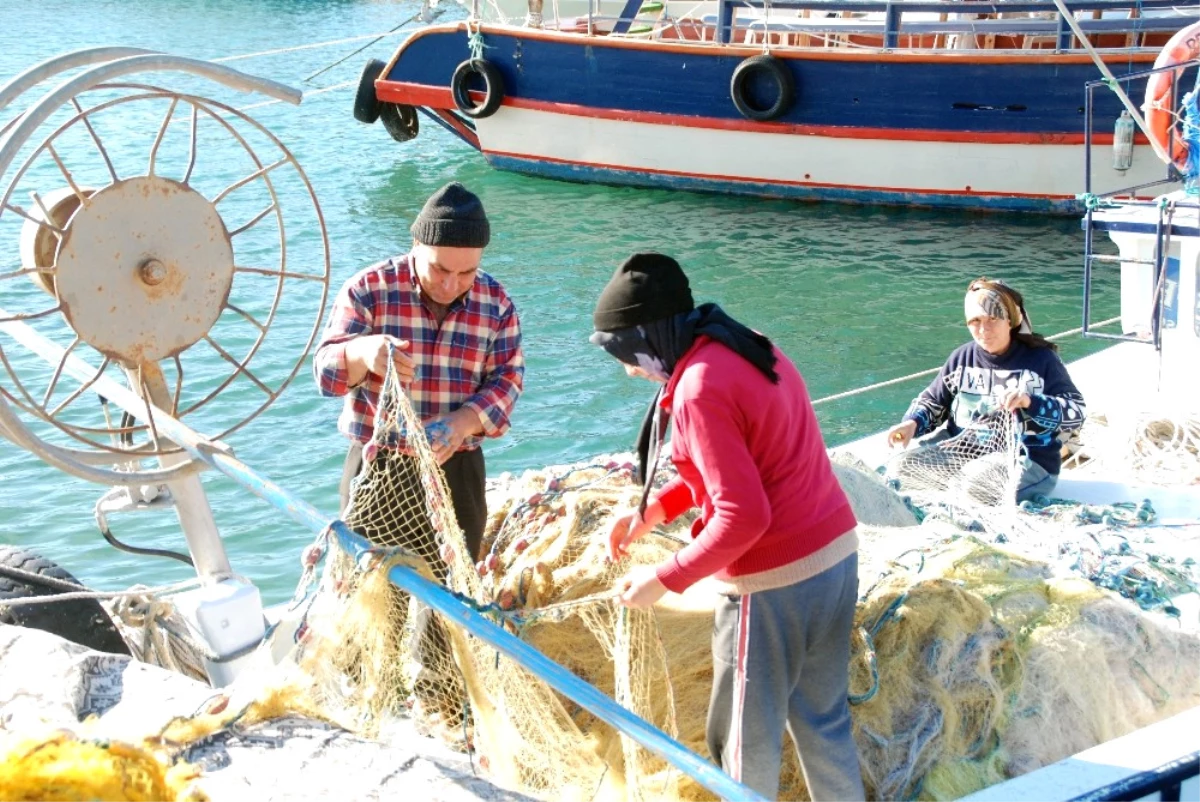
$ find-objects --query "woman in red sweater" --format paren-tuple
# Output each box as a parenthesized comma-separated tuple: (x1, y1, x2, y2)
(591, 253, 864, 801)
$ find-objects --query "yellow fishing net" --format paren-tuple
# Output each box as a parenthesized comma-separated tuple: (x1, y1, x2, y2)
(0, 732, 205, 802)
(278, 370, 1199, 801)
(9, 366, 1196, 801)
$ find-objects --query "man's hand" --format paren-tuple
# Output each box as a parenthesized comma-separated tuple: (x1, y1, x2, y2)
(1000, 390, 1032, 412)
(423, 407, 483, 465)
(887, 420, 918, 449)
(347, 335, 415, 385)
(614, 565, 668, 610)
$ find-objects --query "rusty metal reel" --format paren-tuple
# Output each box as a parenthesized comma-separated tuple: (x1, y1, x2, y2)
(0, 50, 331, 483)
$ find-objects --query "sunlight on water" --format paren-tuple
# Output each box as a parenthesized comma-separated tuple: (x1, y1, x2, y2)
(0, 1, 1120, 602)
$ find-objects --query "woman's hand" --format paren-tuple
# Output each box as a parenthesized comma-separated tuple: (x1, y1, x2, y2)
(887, 420, 918, 449)
(606, 508, 656, 562)
(1000, 390, 1032, 412)
(614, 565, 668, 610)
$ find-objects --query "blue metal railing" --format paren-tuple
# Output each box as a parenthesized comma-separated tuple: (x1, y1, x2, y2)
(143, 413, 767, 801)
(1069, 750, 1199, 800)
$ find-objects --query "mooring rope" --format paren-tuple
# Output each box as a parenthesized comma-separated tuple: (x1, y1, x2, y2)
(811, 315, 1122, 407)
(0, 567, 241, 609)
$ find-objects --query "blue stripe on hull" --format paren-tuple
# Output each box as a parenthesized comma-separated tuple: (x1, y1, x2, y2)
(389, 28, 1193, 134)
(484, 152, 1082, 213)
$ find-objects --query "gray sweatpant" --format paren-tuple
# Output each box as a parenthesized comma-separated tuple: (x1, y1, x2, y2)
(707, 553, 865, 801)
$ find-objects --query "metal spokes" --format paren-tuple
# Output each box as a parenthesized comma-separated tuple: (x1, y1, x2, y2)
(0, 54, 330, 482)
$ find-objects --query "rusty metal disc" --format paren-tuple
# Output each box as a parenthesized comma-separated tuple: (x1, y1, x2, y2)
(53, 176, 234, 366)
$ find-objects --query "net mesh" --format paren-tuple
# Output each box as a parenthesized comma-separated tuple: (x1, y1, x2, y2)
(24, 367, 1196, 801)
(885, 411, 1024, 510)
(272, 370, 1198, 801)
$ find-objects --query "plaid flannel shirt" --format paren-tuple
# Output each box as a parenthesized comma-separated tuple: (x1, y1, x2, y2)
(313, 253, 524, 449)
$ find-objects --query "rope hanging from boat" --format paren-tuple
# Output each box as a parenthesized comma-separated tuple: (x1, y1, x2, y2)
(468, 26, 489, 62)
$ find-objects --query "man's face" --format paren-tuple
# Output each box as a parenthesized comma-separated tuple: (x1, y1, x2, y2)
(413, 243, 482, 305)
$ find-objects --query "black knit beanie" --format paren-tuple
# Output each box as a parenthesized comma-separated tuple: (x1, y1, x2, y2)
(593, 252, 694, 332)
(409, 182, 490, 248)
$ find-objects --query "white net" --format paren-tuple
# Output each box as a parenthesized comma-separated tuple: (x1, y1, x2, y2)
(885, 411, 1024, 510)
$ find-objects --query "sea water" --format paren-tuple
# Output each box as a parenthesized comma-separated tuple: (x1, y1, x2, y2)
(0, 0, 1120, 603)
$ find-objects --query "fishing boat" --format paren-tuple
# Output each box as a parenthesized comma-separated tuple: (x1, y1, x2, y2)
(1, 39, 1198, 801)
(351, 0, 1199, 213)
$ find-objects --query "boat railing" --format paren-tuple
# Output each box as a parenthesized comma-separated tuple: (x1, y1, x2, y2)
(1080, 57, 1200, 347)
(707, 0, 1195, 47)
(562, 0, 1198, 49)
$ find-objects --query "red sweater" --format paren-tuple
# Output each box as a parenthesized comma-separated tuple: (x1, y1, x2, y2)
(653, 338, 857, 594)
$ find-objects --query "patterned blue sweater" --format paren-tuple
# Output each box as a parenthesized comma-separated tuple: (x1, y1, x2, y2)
(903, 340, 1086, 474)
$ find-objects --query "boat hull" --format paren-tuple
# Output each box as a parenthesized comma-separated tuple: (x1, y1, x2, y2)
(375, 23, 1194, 213)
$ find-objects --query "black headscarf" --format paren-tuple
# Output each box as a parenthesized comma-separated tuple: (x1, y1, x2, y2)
(592, 303, 779, 513)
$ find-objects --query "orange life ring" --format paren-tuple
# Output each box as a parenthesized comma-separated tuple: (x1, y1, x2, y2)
(1143, 20, 1200, 170)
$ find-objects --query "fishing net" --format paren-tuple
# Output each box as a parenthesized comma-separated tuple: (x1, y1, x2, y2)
(848, 528, 1200, 801)
(1065, 407, 1200, 486)
(274, 365, 707, 800)
(269, 368, 1199, 801)
(0, 732, 205, 802)
(884, 410, 1024, 510)
(14, 363, 1195, 801)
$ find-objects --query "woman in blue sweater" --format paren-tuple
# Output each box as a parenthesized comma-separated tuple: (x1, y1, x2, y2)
(886, 278, 1086, 502)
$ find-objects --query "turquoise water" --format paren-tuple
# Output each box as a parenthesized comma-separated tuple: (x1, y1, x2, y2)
(0, 1, 1120, 604)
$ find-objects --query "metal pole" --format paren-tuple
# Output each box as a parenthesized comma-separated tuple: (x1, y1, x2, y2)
(1049, 0, 1173, 166)
(129, 362, 231, 578)
(167, 429, 765, 800)
(0, 317, 232, 575)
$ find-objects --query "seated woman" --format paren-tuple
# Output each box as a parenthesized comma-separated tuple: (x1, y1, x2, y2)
(886, 277, 1086, 503)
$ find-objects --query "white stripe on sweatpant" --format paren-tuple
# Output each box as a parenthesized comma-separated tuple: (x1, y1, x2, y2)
(729, 593, 752, 783)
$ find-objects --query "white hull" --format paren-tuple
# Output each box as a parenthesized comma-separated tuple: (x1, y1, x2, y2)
(478, 105, 1167, 206)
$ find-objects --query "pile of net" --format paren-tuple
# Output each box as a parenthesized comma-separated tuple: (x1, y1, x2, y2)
(1064, 405, 1200, 486)
(0, 732, 204, 802)
(267, 378, 1199, 802)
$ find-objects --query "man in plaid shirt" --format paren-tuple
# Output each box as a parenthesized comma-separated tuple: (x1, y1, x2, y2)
(314, 182, 524, 565)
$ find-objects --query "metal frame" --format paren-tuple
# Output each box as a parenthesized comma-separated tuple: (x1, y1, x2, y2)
(0, 52, 330, 490)
(1079, 58, 1200, 346)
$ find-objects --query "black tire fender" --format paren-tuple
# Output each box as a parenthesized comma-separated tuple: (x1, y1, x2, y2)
(730, 55, 795, 122)
(353, 58, 388, 124)
(450, 59, 506, 119)
(0, 544, 130, 655)
(380, 102, 420, 143)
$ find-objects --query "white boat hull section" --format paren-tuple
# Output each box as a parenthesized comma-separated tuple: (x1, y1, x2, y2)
(477, 106, 1165, 201)
(961, 705, 1200, 801)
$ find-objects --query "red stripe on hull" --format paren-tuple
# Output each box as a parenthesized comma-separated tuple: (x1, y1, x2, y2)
(377, 79, 1127, 145)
